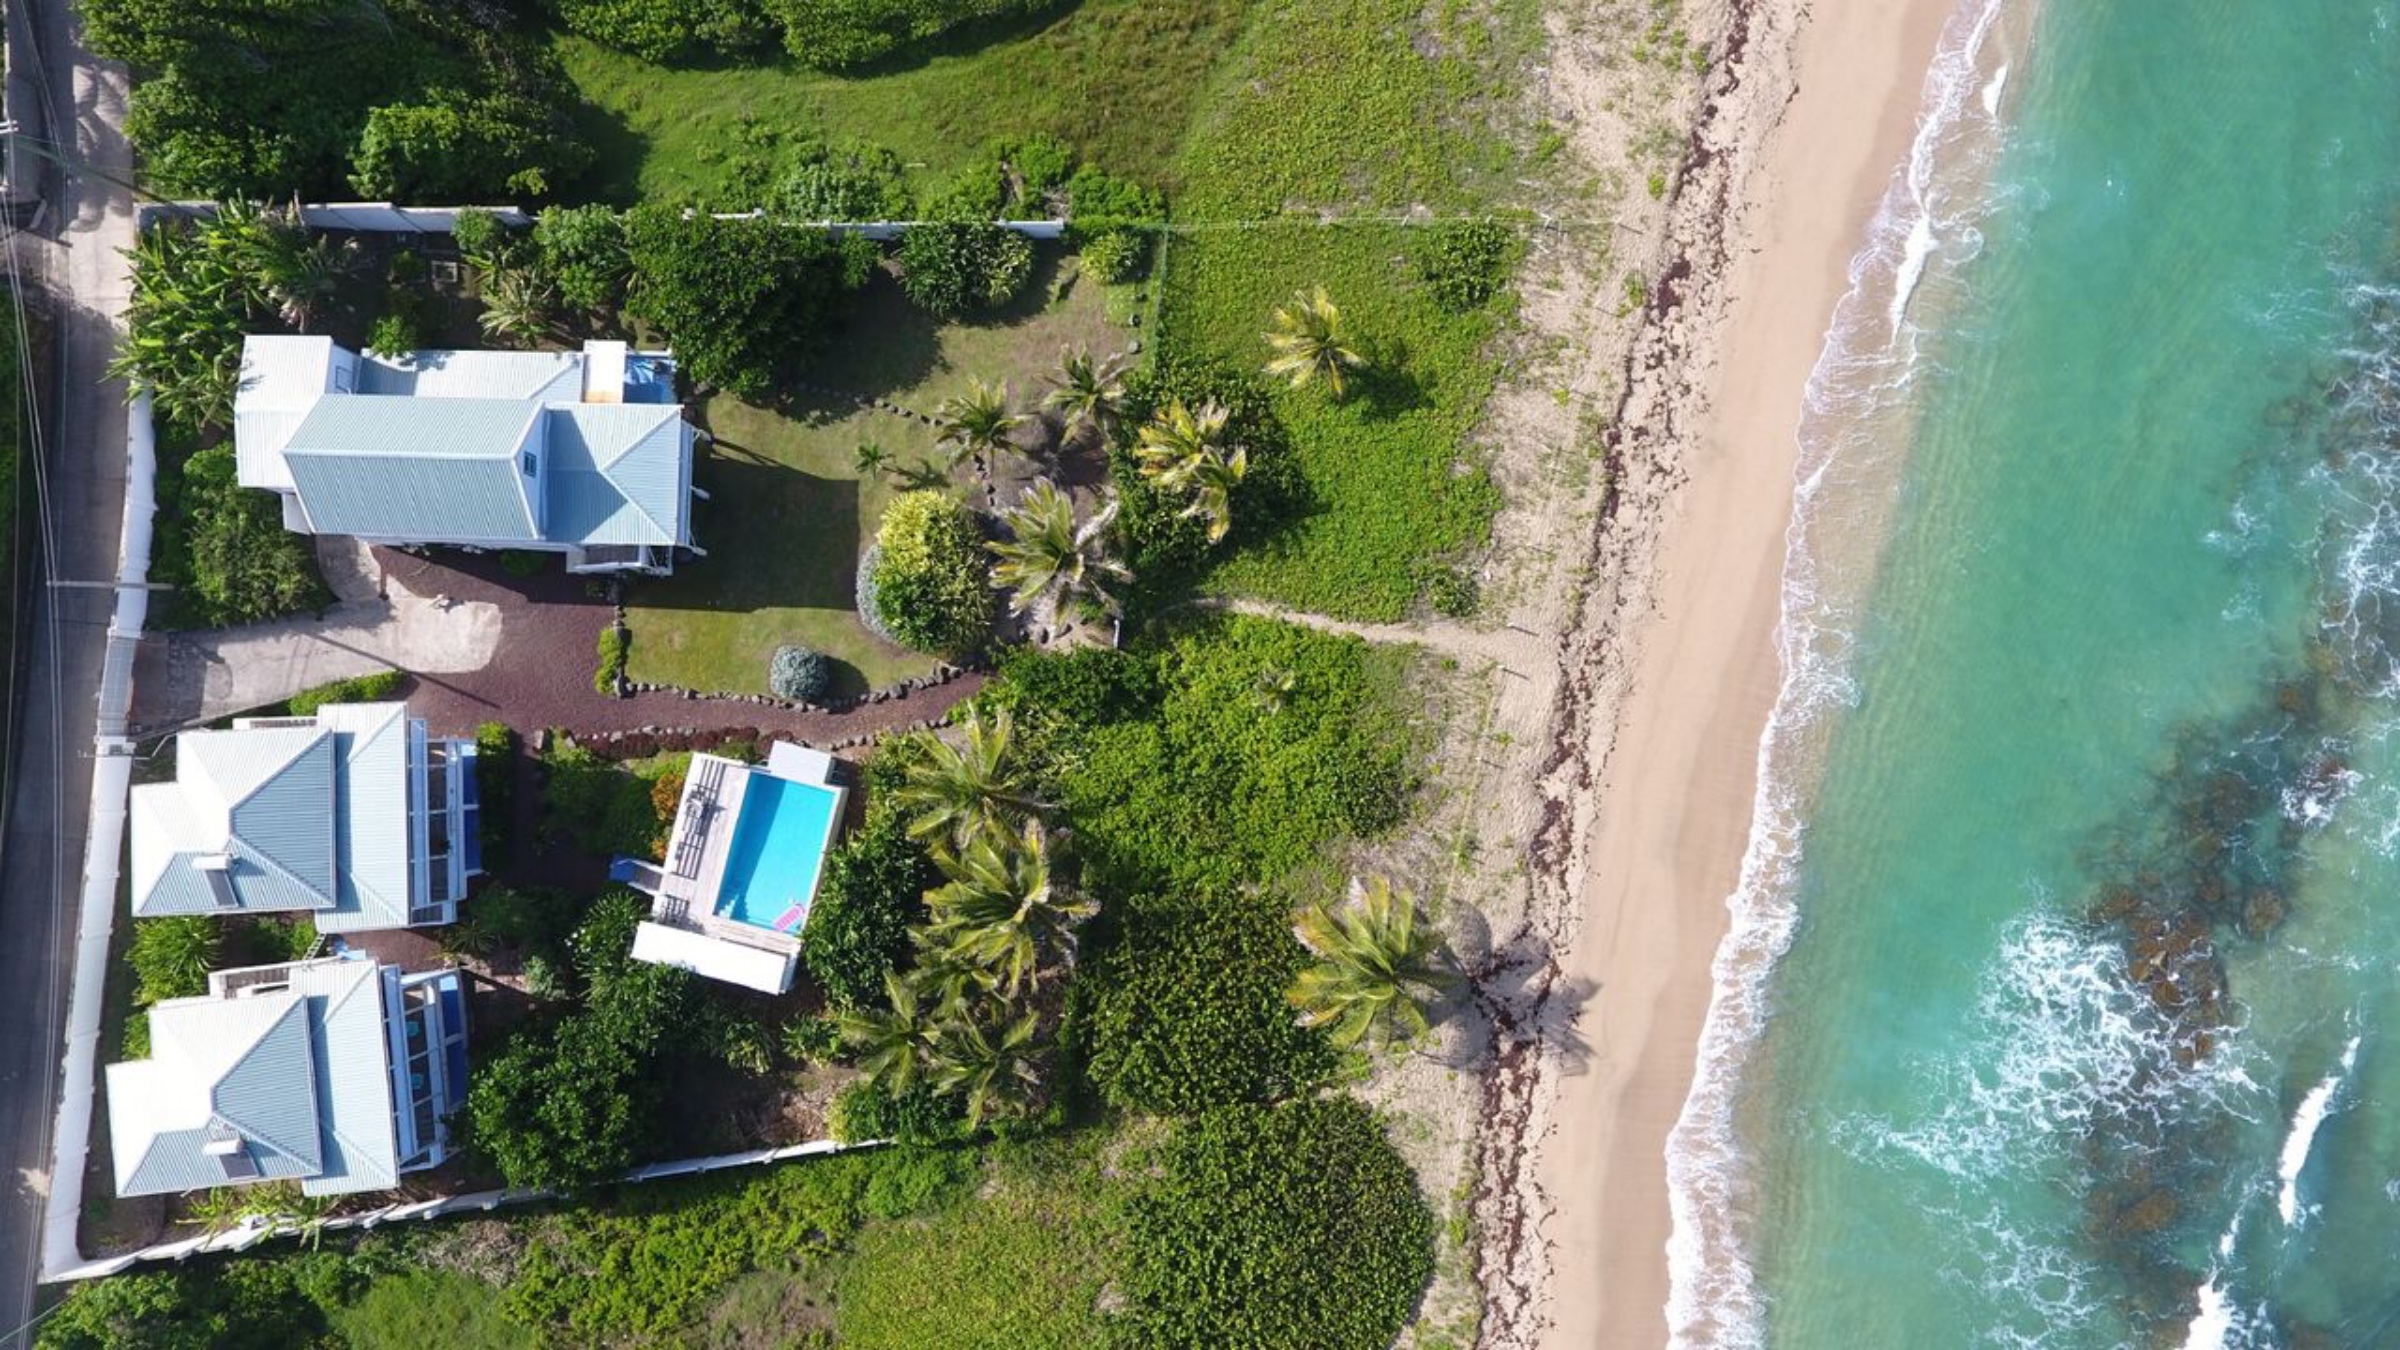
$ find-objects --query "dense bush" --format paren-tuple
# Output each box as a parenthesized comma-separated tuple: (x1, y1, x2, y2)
(866, 491, 993, 656)
(364, 310, 421, 360)
(1412, 218, 1521, 313)
(1079, 890, 1334, 1115)
(543, 740, 675, 859)
(1064, 166, 1164, 236)
(285, 668, 402, 717)
(533, 205, 631, 313)
(1122, 1098, 1434, 1350)
(624, 206, 876, 399)
(551, 0, 777, 63)
(1077, 229, 1145, 284)
(475, 720, 517, 870)
(89, 0, 585, 201)
(772, 142, 913, 221)
(350, 91, 590, 201)
(829, 1078, 970, 1146)
(1107, 354, 1290, 610)
(35, 1252, 370, 1350)
(997, 617, 1409, 894)
(772, 0, 1061, 68)
(595, 625, 630, 694)
(895, 221, 1035, 318)
(158, 443, 330, 630)
(466, 890, 688, 1189)
(127, 917, 218, 1009)
(801, 810, 937, 1008)
(768, 644, 833, 702)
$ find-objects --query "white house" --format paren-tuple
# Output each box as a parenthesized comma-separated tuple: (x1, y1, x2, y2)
(130, 702, 479, 932)
(232, 335, 704, 576)
(106, 957, 468, 1197)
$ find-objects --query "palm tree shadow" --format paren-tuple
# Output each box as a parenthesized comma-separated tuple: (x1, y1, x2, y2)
(1354, 339, 1431, 420)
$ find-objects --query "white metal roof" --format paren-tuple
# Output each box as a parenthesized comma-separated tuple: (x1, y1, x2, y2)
(630, 921, 797, 995)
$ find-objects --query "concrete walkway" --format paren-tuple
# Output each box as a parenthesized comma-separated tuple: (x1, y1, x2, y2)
(132, 539, 502, 730)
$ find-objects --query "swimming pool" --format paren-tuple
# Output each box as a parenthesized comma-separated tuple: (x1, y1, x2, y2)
(714, 776, 840, 935)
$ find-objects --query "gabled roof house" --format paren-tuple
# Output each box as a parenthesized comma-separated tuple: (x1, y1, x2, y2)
(232, 335, 705, 576)
(130, 702, 479, 932)
(106, 958, 468, 1197)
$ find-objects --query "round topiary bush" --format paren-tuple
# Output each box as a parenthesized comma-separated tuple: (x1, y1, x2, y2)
(768, 644, 833, 702)
(864, 491, 993, 656)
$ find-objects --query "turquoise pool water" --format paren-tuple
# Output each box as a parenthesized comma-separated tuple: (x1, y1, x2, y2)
(716, 776, 838, 934)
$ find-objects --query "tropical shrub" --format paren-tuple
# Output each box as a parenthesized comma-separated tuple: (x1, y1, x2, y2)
(364, 310, 421, 360)
(1413, 218, 1521, 313)
(1077, 228, 1144, 284)
(1107, 354, 1289, 610)
(284, 668, 402, 717)
(89, 0, 586, 201)
(162, 443, 331, 629)
(624, 205, 876, 399)
(866, 491, 993, 656)
(466, 892, 689, 1189)
(1079, 890, 1335, 1114)
(128, 917, 219, 1008)
(533, 205, 631, 313)
(895, 221, 1035, 318)
(1064, 166, 1164, 236)
(542, 740, 673, 859)
(772, 142, 912, 221)
(1121, 1098, 1434, 1350)
(802, 812, 937, 1008)
(551, 0, 776, 63)
(594, 625, 630, 694)
(769, 644, 834, 702)
(829, 1077, 969, 1146)
(997, 617, 1411, 893)
(771, 0, 1059, 68)
(475, 720, 517, 870)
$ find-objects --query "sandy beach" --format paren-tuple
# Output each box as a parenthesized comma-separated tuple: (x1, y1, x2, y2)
(1524, 0, 1961, 1344)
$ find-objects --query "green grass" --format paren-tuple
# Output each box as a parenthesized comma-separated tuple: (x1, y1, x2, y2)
(624, 252, 1126, 695)
(555, 0, 1256, 207)
(330, 1271, 538, 1350)
(1158, 0, 1543, 620)
(830, 1137, 1127, 1350)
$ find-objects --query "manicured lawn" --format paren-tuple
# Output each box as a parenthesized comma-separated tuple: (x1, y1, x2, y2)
(1159, 0, 1543, 620)
(555, 0, 1256, 207)
(623, 250, 1129, 696)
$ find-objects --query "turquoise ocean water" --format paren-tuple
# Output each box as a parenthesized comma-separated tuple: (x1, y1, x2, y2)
(1669, 2, 2400, 1346)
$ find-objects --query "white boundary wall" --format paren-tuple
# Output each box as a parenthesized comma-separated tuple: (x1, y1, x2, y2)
(45, 1138, 882, 1281)
(40, 393, 156, 1281)
(144, 201, 1065, 241)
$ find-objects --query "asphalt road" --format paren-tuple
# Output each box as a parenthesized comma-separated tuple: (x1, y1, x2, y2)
(0, 3, 136, 1343)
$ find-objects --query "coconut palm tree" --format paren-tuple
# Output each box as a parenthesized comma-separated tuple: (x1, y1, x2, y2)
(1287, 876, 1454, 1049)
(1041, 347, 1128, 444)
(477, 264, 554, 347)
(924, 819, 1097, 997)
(988, 481, 1128, 617)
(935, 379, 1027, 469)
(1133, 399, 1249, 544)
(833, 969, 960, 1094)
(932, 1004, 1042, 1129)
(854, 440, 894, 481)
(1263, 283, 1366, 397)
(262, 234, 356, 333)
(891, 706, 1047, 848)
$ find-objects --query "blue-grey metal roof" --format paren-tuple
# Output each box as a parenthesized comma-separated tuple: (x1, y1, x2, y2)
(106, 959, 403, 1199)
(546, 405, 691, 547)
(131, 726, 341, 918)
(314, 703, 414, 935)
(283, 396, 543, 543)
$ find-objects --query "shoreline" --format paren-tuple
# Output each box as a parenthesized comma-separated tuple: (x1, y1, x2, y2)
(1525, 0, 1961, 1345)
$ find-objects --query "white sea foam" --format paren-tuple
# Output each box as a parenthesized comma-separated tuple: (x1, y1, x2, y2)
(2275, 1036, 2360, 1227)
(1660, 0, 2029, 1344)
(1982, 63, 2010, 117)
